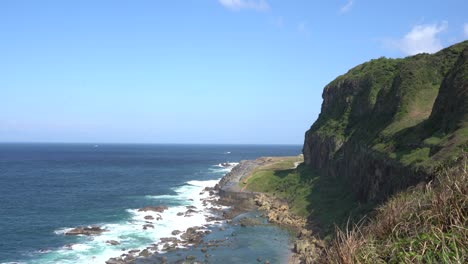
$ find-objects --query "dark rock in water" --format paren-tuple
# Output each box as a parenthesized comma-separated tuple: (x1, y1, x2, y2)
(65, 226, 107, 236)
(180, 227, 204, 244)
(128, 249, 140, 254)
(200, 247, 208, 253)
(144, 215, 154, 220)
(257, 257, 262, 262)
(106, 240, 120, 245)
(138, 206, 168, 213)
(162, 243, 177, 252)
(106, 257, 126, 264)
(63, 244, 74, 250)
(160, 237, 180, 243)
(139, 249, 150, 257)
(185, 209, 198, 215)
(177, 212, 184, 216)
(186, 205, 197, 210)
(171, 230, 182, 235)
(186, 255, 196, 261)
(143, 224, 154, 230)
(264, 261, 270, 264)
(206, 216, 223, 222)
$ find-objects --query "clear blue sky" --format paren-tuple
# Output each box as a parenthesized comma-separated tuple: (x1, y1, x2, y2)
(1, 0, 467, 144)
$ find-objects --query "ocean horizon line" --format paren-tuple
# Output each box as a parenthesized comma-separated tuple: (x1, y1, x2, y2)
(0, 141, 303, 146)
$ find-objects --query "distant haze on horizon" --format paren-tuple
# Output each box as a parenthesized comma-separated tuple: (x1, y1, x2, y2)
(1, 0, 467, 144)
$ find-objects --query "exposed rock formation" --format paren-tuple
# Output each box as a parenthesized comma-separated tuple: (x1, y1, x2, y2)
(65, 226, 107, 236)
(137, 206, 168, 213)
(255, 194, 305, 228)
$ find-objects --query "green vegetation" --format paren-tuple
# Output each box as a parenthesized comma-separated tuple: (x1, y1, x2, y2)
(309, 40, 468, 168)
(242, 158, 373, 236)
(323, 161, 467, 263)
(247, 40, 468, 263)
(243, 156, 467, 262)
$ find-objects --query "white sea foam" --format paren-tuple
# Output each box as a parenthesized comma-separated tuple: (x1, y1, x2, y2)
(34, 169, 232, 264)
(69, 244, 91, 251)
(53, 227, 73, 235)
(186, 179, 220, 187)
(211, 162, 239, 173)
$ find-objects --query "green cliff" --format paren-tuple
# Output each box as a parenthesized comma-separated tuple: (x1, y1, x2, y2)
(303, 40, 468, 202)
(243, 41, 467, 263)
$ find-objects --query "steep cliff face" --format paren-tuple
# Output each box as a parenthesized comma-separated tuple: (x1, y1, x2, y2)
(430, 45, 468, 126)
(303, 41, 468, 202)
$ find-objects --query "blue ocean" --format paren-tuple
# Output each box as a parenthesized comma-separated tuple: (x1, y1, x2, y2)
(0, 143, 301, 263)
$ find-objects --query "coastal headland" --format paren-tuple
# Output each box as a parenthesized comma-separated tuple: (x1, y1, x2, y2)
(91, 40, 468, 263)
(222, 40, 468, 263)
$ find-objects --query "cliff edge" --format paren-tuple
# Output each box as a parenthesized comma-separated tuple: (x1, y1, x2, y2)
(303, 41, 468, 202)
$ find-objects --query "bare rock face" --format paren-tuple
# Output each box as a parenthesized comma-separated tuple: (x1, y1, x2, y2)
(138, 206, 168, 213)
(255, 194, 305, 229)
(65, 226, 107, 236)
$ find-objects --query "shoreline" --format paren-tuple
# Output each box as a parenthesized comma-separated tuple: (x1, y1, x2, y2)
(102, 159, 299, 264)
(216, 156, 312, 264)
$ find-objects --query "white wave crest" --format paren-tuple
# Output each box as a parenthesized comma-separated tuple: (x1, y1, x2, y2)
(39, 177, 228, 264)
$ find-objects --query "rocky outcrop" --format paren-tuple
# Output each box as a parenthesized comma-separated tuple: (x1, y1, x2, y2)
(106, 240, 120, 246)
(137, 206, 168, 213)
(255, 194, 305, 228)
(254, 193, 325, 264)
(216, 159, 268, 191)
(65, 226, 107, 236)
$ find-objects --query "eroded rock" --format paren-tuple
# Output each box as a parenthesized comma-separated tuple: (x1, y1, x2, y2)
(138, 206, 168, 213)
(65, 226, 107, 236)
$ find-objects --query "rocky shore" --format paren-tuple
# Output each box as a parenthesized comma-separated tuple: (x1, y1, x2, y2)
(216, 157, 322, 264)
(62, 157, 311, 264)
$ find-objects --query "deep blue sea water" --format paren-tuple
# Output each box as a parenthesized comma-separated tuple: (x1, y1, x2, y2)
(0, 143, 301, 263)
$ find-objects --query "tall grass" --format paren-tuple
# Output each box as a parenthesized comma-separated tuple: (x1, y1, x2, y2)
(322, 158, 467, 263)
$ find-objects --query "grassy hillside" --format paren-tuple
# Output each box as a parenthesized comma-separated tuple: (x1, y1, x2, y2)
(243, 157, 467, 262)
(244, 41, 468, 263)
(324, 161, 467, 263)
(241, 157, 373, 236)
(306, 40, 468, 168)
